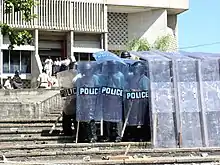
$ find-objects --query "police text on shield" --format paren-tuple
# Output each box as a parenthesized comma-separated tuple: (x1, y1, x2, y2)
(79, 87, 99, 95)
(101, 87, 123, 97)
(126, 91, 148, 100)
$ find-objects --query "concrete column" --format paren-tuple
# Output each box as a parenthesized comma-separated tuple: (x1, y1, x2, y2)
(104, 33, 108, 51)
(103, 4, 108, 50)
(175, 21, 179, 49)
(34, 29, 39, 58)
(101, 34, 104, 49)
(70, 30, 74, 59)
(167, 15, 178, 51)
(0, 41, 2, 85)
(67, 30, 74, 60)
(0, 32, 2, 85)
(0, 0, 3, 84)
(31, 29, 41, 87)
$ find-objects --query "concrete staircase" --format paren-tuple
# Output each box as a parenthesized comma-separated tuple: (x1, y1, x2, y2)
(1, 90, 220, 164)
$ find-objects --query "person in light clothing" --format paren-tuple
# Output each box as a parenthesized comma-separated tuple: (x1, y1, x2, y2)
(37, 69, 50, 89)
(54, 58, 61, 75)
(4, 77, 13, 89)
(44, 56, 53, 76)
(60, 57, 71, 71)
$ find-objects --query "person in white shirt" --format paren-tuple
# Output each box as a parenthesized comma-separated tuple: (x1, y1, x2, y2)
(44, 56, 53, 77)
(4, 77, 13, 89)
(60, 57, 71, 71)
(63, 57, 71, 67)
(37, 69, 50, 89)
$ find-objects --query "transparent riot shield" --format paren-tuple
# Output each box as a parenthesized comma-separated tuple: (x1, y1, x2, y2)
(57, 69, 77, 116)
(132, 51, 177, 148)
(57, 69, 77, 89)
(185, 52, 220, 147)
(99, 61, 125, 122)
(159, 52, 203, 148)
(124, 61, 149, 126)
(76, 62, 102, 122)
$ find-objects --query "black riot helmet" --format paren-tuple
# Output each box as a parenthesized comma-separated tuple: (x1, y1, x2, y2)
(80, 62, 93, 76)
(102, 60, 117, 74)
(131, 61, 146, 75)
(15, 70, 20, 76)
(121, 51, 131, 59)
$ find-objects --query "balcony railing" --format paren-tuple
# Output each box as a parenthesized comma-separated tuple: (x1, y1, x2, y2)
(1, 0, 106, 32)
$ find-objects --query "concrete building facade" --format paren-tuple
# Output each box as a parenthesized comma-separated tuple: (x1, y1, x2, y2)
(0, 0, 189, 87)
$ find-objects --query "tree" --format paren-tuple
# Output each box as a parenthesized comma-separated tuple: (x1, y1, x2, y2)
(126, 38, 151, 51)
(0, 0, 38, 49)
(153, 35, 174, 52)
(126, 34, 174, 52)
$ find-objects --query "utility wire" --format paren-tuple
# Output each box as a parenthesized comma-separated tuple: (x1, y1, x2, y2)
(179, 41, 220, 50)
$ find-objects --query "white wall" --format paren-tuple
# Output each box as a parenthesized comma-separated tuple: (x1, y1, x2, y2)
(106, 0, 189, 11)
(128, 9, 167, 44)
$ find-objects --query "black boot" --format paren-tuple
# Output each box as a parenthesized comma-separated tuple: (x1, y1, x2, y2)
(62, 112, 73, 136)
(88, 120, 97, 143)
(113, 122, 122, 143)
(103, 121, 110, 142)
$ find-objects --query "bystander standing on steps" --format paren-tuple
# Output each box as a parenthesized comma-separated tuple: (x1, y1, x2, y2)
(44, 56, 53, 77)
(60, 57, 71, 71)
(12, 70, 23, 89)
(37, 69, 50, 89)
(3, 77, 12, 89)
(53, 58, 61, 75)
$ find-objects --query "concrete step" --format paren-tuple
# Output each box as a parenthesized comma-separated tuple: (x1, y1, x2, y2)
(0, 123, 63, 132)
(0, 123, 62, 128)
(2, 146, 220, 163)
(1, 149, 188, 161)
(0, 142, 150, 150)
(0, 135, 74, 143)
(50, 110, 62, 114)
(46, 113, 62, 117)
(3, 156, 220, 165)
(1, 138, 74, 146)
(0, 118, 61, 123)
(0, 128, 63, 134)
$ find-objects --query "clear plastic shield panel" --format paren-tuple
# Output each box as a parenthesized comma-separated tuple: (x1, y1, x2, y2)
(124, 61, 150, 126)
(200, 58, 220, 146)
(76, 62, 102, 121)
(57, 69, 77, 88)
(146, 55, 176, 148)
(176, 59, 203, 147)
(99, 61, 125, 122)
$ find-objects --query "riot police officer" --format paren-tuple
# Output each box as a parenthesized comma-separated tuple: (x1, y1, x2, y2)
(100, 61, 125, 142)
(76, 62, 100, 143)
(125, 61, 150, 141)
(121, 51, 131, 59)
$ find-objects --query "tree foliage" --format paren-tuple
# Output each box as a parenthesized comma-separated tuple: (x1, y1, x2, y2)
(0, 0, 38, 49)
(126, 35, 173, 52)
(153, 35, 173, 52)
(126, 38, 151, 51)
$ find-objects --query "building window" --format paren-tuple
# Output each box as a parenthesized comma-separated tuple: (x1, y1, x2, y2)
(3, 50, 31, 74)
(74, 53, 95, 61)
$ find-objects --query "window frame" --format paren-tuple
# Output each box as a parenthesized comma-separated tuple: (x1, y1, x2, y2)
(74, 52, 94, 62)
(2, 50, 32, 74)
